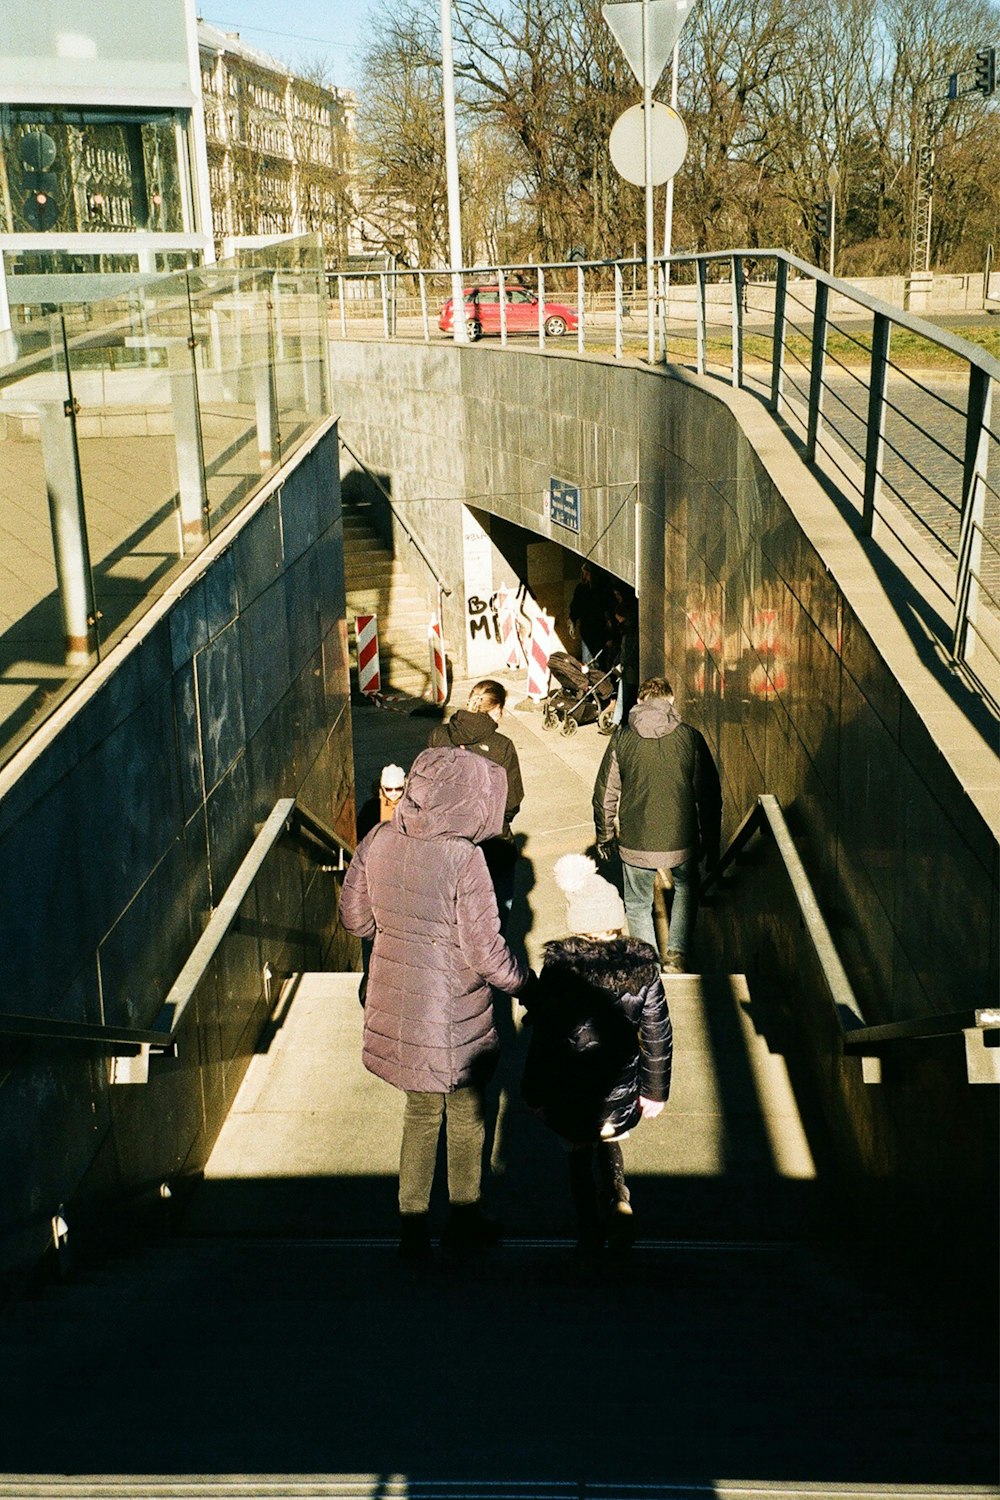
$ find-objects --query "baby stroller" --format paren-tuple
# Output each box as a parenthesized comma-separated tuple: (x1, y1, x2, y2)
(541, 651, 619, 737)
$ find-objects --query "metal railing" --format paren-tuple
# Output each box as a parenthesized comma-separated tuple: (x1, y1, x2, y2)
(0, 799, 352, 1080)
(339, 432, 452, 621)
(704, 793, 1000, 1085)
(327, 249, 1000, 710)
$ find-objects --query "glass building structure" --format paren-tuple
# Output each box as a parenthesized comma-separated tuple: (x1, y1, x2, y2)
(0, 0, 214, 285)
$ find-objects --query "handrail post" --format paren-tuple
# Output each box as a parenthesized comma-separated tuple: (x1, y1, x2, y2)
(954, 366, 992, 663)
(537, 265, 546, 351)
(731, 254, 744, 388)
(769, 256, 787, 413)
(498, 266, 507, 347)
(379, 273, 389, 340)
(615, 262, 624, 360)
(695, 258, 707, 374)
(577, 264, 585, 354)
(337, 274, 347, 337)
(806, 279, 829, 462)
(418, 271, 429, 342)
(862, 313, 891, 535)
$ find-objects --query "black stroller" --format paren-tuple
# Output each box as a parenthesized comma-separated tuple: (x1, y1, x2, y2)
(541, 651, 619, 736)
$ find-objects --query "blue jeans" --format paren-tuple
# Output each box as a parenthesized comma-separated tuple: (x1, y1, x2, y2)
(622, 856, 698, 958)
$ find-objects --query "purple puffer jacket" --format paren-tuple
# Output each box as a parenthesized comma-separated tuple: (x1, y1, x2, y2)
(340, 745, 528, 1093)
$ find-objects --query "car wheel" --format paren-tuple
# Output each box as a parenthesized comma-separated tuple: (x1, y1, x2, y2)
(467, 320, 483, 342)
(560, 713, 578, 737)
(544, 316, 567, 337)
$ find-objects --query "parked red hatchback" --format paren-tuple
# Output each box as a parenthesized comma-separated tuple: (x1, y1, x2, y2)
(438, 284, 578, 340)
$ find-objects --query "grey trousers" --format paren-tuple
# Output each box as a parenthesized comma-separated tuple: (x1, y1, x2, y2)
(398, 1085, 486, 1215)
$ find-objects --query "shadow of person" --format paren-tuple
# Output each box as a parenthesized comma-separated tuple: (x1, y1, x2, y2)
(481, 838, 535, 1215)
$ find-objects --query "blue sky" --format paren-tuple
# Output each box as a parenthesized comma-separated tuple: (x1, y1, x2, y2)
(200, 0, 376, 90)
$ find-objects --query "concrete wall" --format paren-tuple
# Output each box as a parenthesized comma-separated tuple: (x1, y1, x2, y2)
(0, 419, 355, 1282)
(331, 341, 999, 1239)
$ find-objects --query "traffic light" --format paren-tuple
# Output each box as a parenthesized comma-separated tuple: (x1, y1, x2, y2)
(974, 46, 996, 96)
(19, 131, 59, 231)
(813, 201, 831, 239)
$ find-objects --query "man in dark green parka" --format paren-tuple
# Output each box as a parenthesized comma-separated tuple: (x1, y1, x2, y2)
(593, 677, 721, 973)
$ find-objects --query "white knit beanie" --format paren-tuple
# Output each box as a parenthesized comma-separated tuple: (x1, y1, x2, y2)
(553, 854, 625, 936)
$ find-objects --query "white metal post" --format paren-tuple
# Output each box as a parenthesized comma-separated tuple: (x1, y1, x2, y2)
(537, 266, 546, 350)
(418, 271, 429, 341)
(577, 264, 585, 353)
(441, 0, 468, 343)
(661, 40, 679, 363)
(642, 0, 655, 364)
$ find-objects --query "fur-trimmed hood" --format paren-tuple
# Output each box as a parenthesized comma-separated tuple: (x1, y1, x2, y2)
(521, 933, 672, 1142)
(540, 933, 662, 995)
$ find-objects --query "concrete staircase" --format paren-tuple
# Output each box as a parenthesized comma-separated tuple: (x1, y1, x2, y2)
(343, 501, 435, 700)
(2, 962, 994, 1486)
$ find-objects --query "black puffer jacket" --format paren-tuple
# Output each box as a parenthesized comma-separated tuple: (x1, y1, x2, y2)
(520, 935, 672, 1142)
(427, 710, 523, 839)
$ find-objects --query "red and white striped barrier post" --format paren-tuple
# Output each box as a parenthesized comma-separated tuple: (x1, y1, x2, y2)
(495, 584, 522, 668)
(428, 616, 447, 705)
(525, 611, 554, 701)
(355, 613, 381, 696)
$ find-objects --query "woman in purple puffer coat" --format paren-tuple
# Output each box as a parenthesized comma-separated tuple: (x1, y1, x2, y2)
(340, 745, 530, 1259)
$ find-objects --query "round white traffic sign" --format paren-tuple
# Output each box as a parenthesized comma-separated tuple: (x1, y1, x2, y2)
(609, 102, 688, 187)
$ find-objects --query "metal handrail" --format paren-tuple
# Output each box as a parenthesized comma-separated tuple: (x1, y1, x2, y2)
(331, 249, 1000, 379)
(705, 793, 999, 1081)
(330, 246, 1000, 704)
(338, 433, 452, 599)
(0, 797, 351, 1055)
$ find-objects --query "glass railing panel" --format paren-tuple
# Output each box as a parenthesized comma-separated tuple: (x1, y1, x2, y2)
(0, 314, 86, 769)
(186, 265, 278, 532)
(271, 267, 329, 455)
(65, 279, 194, 655)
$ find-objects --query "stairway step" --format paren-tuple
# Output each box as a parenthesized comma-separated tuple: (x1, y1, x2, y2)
(2, 1480, 989, 1499)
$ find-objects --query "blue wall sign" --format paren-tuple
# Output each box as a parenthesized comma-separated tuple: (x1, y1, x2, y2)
(549, 477, 581, 534)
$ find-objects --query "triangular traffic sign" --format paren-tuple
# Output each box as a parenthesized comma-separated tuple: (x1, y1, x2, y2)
(602, 0, 694, 89)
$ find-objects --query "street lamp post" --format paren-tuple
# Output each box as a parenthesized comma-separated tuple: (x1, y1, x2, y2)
(440, 0, 467, 343)
(827, 163, 840, 278)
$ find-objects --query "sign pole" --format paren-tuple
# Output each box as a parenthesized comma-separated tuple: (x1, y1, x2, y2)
(661, 39, 680, 359)
(643, 0, 655, 364)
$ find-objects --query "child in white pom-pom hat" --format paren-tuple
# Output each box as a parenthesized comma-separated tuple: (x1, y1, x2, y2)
(519, 853, 672, 1251)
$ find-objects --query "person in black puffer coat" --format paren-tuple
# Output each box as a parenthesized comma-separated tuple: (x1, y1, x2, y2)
(520, 854, 672, 1251)
(428, 679, 524, 924)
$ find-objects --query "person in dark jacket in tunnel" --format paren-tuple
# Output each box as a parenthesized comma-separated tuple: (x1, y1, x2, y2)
(594, 676, 721, 973)
(520, 853, 672, 1252)
(340, 745, 531, 1261)
(427, 678, 524, 924)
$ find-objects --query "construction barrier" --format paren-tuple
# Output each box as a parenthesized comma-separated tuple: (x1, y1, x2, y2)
(525, 610, 554, 701)
(355, 613, 381, 696)
(495, 584, 523, 668)
(428, 616, 447, 705)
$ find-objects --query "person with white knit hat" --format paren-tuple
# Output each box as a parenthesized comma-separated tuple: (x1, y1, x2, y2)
(519, 853, 672, 1252)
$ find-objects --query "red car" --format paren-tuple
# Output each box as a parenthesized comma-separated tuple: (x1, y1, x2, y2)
(438, 284, 578, 340)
